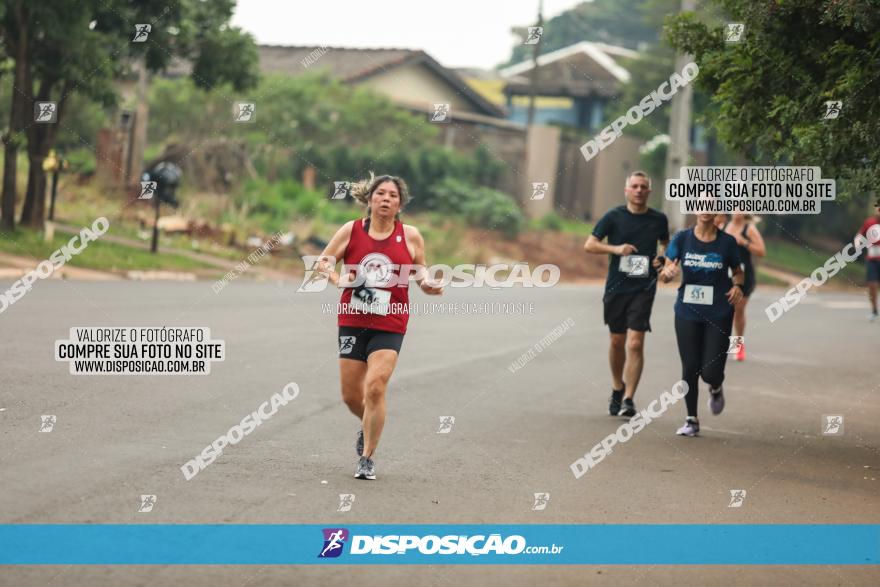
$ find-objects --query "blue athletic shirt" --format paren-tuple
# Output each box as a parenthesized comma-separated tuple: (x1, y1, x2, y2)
(665, 228, 742, 322)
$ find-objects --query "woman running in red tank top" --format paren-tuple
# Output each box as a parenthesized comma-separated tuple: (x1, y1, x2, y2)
(315, 173, 443, 480)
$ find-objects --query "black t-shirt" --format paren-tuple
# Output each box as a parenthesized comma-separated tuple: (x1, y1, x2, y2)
(592, 205, 669, 294)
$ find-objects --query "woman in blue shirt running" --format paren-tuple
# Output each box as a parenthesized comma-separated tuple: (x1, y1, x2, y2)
(659, 211, 745, 437)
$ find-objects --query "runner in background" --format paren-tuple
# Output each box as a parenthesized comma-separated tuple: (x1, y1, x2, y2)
(659, 210, 745, 437)
(858, 202, 880, 321)
(721, 214, 766, 360)
(584, 171, 669, 417)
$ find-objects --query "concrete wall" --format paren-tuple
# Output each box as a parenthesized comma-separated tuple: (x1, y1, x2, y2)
(432, 121, 527, 200)
(555, 137, 595, 220)
(590, 135, 648, 219)
(522, 125, 560, 218)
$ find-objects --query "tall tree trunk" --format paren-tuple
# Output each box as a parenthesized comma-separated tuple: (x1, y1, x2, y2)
(1, 1, 30, 231)
(21, 79, 63, 229)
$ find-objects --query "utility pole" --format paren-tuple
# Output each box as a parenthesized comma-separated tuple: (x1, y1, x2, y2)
(664, 0, 696, 231)
(526, 0, 544, 126)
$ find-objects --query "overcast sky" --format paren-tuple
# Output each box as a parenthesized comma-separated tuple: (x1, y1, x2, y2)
(231, 0, 588, 69)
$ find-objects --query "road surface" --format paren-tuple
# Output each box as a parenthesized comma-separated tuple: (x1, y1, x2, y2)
(1, 279, 877, 585)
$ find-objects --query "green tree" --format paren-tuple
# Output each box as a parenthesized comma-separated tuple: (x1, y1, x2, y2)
(1, 0, 258, 230)
(664, 0, 880, 200)
(148, 73, 439, 187)
(504, 0, 678, 67)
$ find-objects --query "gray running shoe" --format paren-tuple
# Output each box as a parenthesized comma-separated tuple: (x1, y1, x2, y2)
(708, 385, 725, 415)
(356, 429, 364, 456)
(617, 398, 636, 418)
(355, 456, 376, 480)
(676, 418, 700, 437)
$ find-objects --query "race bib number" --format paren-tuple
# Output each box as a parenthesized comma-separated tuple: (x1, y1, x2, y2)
(620, 255, 650, 277)
(868, 245, 880, 258)
(684, 284, 713, 305)
(350, 288, 391, 315)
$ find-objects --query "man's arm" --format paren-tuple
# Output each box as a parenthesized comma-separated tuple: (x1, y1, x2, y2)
(653, 237, 670, 269)
(584, 235, 634, 255)
(585, 211, 637, 255)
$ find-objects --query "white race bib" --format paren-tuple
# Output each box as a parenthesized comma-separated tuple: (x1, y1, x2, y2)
(684, 284, 713, 305)
(868, 245, 880, 258)
(350, 288, 391, 315)
(620, 255, 650, 277)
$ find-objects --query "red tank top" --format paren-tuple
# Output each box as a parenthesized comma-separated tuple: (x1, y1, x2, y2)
(338, 218, 413, 334)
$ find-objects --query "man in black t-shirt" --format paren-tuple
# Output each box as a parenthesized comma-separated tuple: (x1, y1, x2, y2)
(584, 171, 669, 417)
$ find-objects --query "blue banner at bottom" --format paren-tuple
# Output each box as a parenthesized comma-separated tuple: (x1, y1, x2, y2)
(0, 525, 877, 565)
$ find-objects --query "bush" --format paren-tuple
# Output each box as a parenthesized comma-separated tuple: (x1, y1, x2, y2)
(287, 144, 506, 209)
(232, 177, 359, 234)
(65, 148, 97, 176)
(427, 177, 524, 238)
(533, 212, 566, 232)
(231, 175, 523, 238)
(461, 189, 524, 238)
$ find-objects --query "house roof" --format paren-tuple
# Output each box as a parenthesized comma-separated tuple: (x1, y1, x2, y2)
(257, 45, 506, 118)
(499, 41, 638, 96)
(258, 45, 416, 81)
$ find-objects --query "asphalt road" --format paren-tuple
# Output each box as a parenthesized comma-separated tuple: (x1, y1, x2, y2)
(1, 278, 878, 586)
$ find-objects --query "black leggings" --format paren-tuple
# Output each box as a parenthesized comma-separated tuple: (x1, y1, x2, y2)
(674, 314, 734, 418)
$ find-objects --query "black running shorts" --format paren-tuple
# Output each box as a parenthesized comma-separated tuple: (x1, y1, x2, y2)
(867, 259, 880, 283)
(603, 290, 656, 334)
(338, 326, 404, 362)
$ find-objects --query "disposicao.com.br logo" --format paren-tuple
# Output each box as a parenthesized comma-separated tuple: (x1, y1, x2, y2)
(317, 529, 563, 558)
